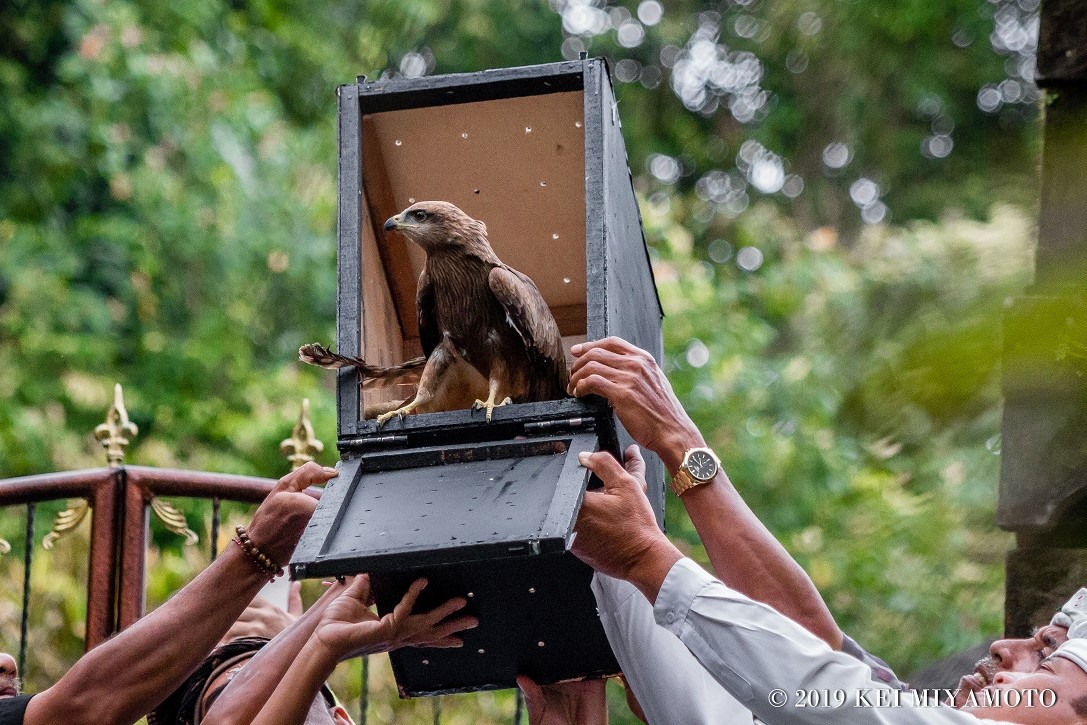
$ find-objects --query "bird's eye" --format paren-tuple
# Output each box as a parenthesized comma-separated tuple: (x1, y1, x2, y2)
(413, 210, 427, 222)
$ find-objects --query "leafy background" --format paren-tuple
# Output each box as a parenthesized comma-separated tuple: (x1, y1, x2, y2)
(0, 0, 1042, 721)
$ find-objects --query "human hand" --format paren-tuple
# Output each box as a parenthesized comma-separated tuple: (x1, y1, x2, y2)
(314, 576, 478, 661)
(568, 337, 704, 473)
(516, 676, 607, 725)
(248, 461, 335, 567)
(572, 448, 682, 603)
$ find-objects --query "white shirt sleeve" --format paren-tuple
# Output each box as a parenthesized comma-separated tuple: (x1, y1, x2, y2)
(652, 558, 1001, 725)
(592, 572, 755, 725)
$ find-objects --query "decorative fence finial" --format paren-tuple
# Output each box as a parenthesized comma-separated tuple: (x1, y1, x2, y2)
(42, 383, 136, 549)
(281, 398, 324, 471)
(95, 383, 138, 467)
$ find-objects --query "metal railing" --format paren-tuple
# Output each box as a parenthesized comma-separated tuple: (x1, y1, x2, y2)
(0, 385, 524, 724)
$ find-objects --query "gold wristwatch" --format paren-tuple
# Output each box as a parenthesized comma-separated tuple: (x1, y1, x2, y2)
(670, 447, 721, 496)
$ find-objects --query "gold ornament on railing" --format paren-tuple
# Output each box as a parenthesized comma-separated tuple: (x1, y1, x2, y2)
(43, 383, 137, 549)
(280, 398, 324, 470)
(95, 383, 138, 467)
(150, 497, 199, 546)
(43, 501, 90, 550)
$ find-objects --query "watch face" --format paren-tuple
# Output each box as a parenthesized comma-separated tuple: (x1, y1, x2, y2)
(685, 449, 718, 481)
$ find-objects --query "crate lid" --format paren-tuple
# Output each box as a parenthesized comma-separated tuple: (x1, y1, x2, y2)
(291, 431, 599, 578)
(289, 429, 621, 695)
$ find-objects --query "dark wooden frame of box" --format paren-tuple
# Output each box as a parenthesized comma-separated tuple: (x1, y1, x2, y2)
(291, 59, 664, 696)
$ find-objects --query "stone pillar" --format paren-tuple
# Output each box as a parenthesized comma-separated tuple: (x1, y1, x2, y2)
(999, 0, 1087, 636)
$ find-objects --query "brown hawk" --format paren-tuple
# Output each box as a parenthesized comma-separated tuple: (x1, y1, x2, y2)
(301, 201, 569, 425)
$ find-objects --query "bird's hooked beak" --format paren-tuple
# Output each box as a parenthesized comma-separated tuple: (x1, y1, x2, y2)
(383, 215, 400, 232)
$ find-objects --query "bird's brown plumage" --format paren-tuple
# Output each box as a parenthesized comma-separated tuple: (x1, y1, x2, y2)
(298, 343, 425, 389)
(377, 200, 569, 423)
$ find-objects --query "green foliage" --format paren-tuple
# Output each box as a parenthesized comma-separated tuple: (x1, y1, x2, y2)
(654, 202, 1029, 676)
(1, 0, 341, 479)
(0, 0, 1041, 722)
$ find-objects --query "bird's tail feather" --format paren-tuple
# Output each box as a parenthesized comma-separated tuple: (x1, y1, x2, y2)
(298, 343, 425, 389)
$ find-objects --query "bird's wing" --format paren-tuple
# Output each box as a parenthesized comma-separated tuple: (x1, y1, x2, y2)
(298, 343, 425, 389)
(488, 266, 566, 369)
(417, 269, 440, 357)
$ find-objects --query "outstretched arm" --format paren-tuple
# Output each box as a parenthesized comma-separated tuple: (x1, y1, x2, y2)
(202, 581, 345, 725)
(568, 337, 842, 649)
(24, 462, 336, 725)
(250, 576, 477, 725)
(583, 448, 756, 724)
(571, 452, 980, 725)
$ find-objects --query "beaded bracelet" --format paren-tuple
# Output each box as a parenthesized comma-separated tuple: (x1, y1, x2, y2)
(233, 525, 284, 581)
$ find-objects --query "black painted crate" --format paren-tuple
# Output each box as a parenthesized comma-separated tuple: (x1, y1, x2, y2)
(291, 433, 620, 695)
(292, 59, 663, 696)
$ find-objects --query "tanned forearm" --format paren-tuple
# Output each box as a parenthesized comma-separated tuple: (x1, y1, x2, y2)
(567, 338, 843, 649)
(659, 427, 843, 649)
(203, 583, 343, 725)
(625, 539, 685, 606)
(251, 638, 340, 725)
(23, 463, 332, 725)
(27, 544, 268, 725)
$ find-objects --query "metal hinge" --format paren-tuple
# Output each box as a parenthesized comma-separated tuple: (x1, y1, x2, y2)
(352, 434, 409, 448)
(507, 539, 543, 556)
(523, 417, 593, 435)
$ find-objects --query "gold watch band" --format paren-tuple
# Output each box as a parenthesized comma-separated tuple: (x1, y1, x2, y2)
(670, 446, 720, 496)
(670, 467, 704, 497)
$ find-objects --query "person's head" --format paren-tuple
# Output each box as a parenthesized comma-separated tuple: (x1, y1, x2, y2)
(955, 588, 1087, 706)
(196, 648, 351, 725)
(148, 638, 351, 725)
(986, 623, 1070, 677)
(0, 652, 19, 699)
(960, 638, 1087, 724)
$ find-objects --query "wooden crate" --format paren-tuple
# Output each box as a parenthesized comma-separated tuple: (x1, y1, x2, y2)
(293, 59, 664, 695)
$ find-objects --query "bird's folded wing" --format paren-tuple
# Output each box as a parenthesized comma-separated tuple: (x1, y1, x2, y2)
(487, 266, 565, 363)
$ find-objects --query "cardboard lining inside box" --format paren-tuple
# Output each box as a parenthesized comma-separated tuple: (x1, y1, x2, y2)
(357, 91, 588, 414)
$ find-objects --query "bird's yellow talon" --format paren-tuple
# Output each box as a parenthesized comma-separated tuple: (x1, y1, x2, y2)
(375, 406, 413, 427)
(473, 395, 512, 422)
